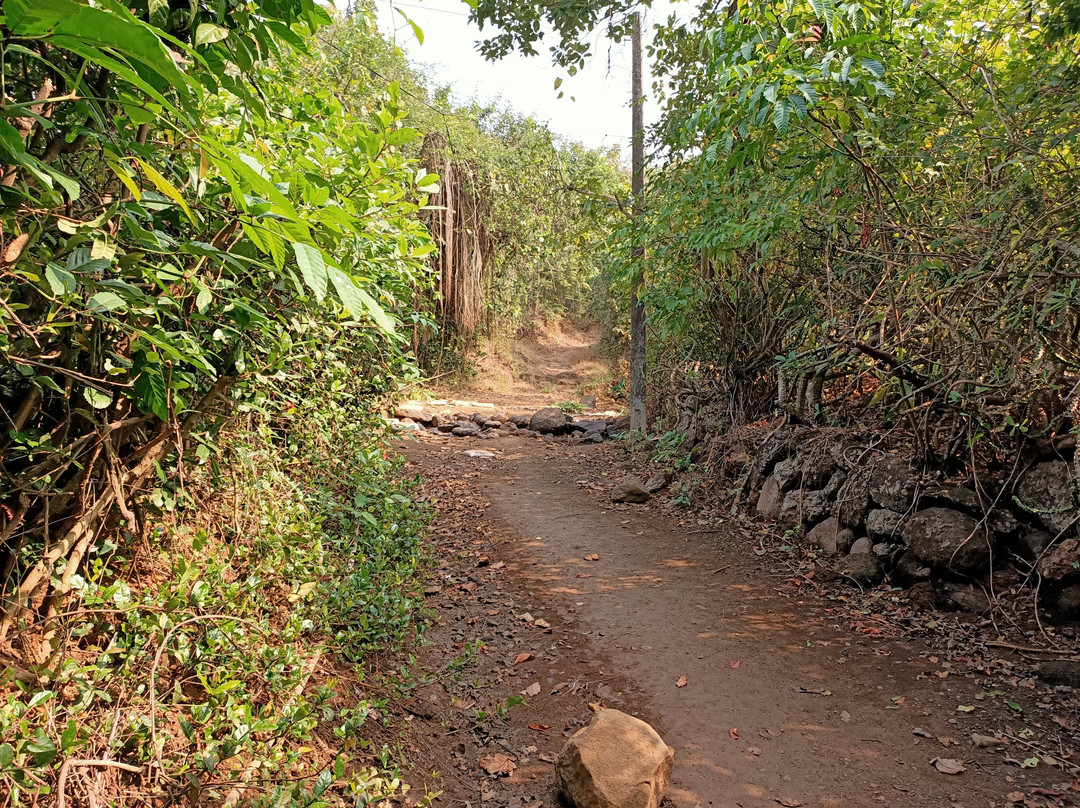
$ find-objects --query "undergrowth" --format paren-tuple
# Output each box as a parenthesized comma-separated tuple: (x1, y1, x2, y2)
(0, 367, 431, 807)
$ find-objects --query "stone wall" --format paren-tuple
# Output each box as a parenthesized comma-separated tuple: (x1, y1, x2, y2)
(748, 426, 1080, 614)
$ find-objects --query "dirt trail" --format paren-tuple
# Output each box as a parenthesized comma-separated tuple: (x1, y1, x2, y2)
(395, 336, 1072, 808)
(435, 323, 616, 412)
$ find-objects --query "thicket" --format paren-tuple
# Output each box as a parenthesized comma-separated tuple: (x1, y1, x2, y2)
(310, 16, 630, 357)
(469, 0, 1080, 470)
(635, 0, 1080, 470)
(0, 0, 435, 803)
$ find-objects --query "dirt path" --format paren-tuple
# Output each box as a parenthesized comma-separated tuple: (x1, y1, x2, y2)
(434, 323, 617, 412)
(392, 336, 1075, 808)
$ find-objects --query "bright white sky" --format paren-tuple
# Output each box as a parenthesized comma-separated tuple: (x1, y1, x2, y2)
(371, 0, 682, 151)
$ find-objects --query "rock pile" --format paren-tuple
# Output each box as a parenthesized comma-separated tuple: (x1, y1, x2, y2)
(750, 426, 1080, 612)
(390, 404, 625, 444)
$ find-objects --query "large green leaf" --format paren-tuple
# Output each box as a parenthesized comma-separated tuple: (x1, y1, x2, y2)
(327, 266, 396, 333)
(292, 242, 328, 301)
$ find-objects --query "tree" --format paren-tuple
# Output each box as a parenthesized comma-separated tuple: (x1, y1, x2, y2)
(469, 0, 650, 427)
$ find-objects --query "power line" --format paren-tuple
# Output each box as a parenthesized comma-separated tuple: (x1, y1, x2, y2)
(373, 0, 472, 18)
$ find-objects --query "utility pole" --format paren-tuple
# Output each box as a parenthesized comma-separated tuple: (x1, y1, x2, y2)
(628, 10, 647, 432)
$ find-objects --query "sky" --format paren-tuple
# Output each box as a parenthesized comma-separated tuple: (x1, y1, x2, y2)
(370, 0, 681, 151)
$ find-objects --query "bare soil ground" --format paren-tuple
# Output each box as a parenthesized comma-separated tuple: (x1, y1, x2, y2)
(390, 334, 1080, 808)
(430, 323, 618, 413)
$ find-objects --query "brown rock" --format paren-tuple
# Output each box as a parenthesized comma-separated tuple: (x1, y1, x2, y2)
(395, 405, 431, 424)
(644, 470, 673, 494)
(756, 475, 784, 520)
(555, 709, 674, 808)
(612, 478, 651, 504)
(1037, 538, 1080, 581)
(530, 407, 571, 434)
(805, 517, 854, 555)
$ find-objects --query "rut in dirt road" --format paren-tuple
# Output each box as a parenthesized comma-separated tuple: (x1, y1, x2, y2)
(400, 435, 1073, 808)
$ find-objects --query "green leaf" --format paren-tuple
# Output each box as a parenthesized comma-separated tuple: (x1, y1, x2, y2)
(135, 158, 196, 223)
(87, 291, 127, 312)
(134, 368, 169, 420)
(394, 8, 424, 44)
(148, 0, 169, 28)
(860, 57, 886, 78)
(327, 266, 396, 333)
(293, 242, 328, 301)
(0, 743, 14, 769)
(45, 264, 78, 296)
(773, 98, 790, 134)
(312, 769, 333, 798)
(83, 387, 112, 409)
(195, 23, 230, 47)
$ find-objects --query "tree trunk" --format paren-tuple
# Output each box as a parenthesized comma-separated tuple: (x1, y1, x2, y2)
(629, 10, 647, 432)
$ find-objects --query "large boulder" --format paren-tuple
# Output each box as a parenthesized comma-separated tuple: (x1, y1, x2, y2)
(933, 581, 991, 613)
(1036, 538, 1080, 581)
(395, 405, 431, 424)
(868, 457, 917, 511)
(771, 456, 803, 493)
(749, 427, 797, 488)
(644, 470, 673, 494)
(569, 419, 609, 434)
(1015, 460, 1079, 536)
(835, 467, 871, 530)
(530, 407, 571, 434)
(509, 414, 532, 429)
(555, 709, 674, 808)
(902, 507, 994, 573)
(612, 478, 651, 504)
(841, 548, 883, 585)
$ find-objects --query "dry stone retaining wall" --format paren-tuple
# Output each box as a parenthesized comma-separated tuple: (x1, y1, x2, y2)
(749, 426, 1080, 613)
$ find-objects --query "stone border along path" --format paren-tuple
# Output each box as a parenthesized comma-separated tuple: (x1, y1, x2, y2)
(389, 401, 625, 445)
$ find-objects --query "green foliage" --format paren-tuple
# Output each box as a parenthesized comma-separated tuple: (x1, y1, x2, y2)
(0, 362, 429, 803)
(635, 0, 1080, 455)
(0, 0, 437, 802)
(306, 13, 629, 346)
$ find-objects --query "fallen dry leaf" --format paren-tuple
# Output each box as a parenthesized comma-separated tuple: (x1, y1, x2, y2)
(775, 799, 804, 807)
(729, 728, 739, 739)
(931, 757, 967, 775)
(528, 722, 552, 732)
(535, 618, 551, 629)
(479, 753, 518, 776)
(584, 553, 600, 561)
(675, 675, 688, 688)
(576, 573, 593, 578)
(522, 682, 541, 697)
(971, 733, 999, 748)
(514, 652, 535, 665)
(730, 660, 741, 669)
(840, 710, 851, 723)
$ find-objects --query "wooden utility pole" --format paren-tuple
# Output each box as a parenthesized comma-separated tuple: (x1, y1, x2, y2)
(628, 10, 647, 432)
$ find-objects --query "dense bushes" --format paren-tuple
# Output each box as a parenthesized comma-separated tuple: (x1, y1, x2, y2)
(638, 0, 1080, 467)
(0, 0, 434, 802)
